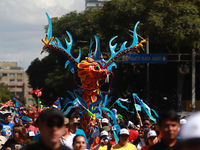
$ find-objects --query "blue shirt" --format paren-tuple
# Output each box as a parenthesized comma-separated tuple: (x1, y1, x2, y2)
(1, 121, 14, 139)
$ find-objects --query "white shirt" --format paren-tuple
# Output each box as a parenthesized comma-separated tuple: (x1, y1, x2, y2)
(60, 133, 76, 149)
(137, 138, 146, 150)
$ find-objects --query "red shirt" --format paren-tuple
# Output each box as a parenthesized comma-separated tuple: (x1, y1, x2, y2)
(129, 129, 139, 143)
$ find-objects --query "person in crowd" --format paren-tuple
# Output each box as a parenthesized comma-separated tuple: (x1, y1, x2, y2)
(0, 113, 14, 139)
(178, 111, 200, 150)
(151, 122, 163, 141)
(69, 118, 88, 144)
(73, 135, 87, 150)
(1, 125, 29, 150)
(109, 128, 117, 146)
(143, 118, 152, 130)
(90, 126, 111, 150)
(148, 110, 180, 150)
(93, 130, 112, 150)
(133, 126, 149, 150)
(24, 117, 37, 134)
(21, 108, 71, 150)
(141, 130, 159, 150)
(89, 118, 105, 145)
(119, 122, 139, 144)
(0, 124, 7, 149)
(111, 128, 137, 150)
(60, 118, 76, 149)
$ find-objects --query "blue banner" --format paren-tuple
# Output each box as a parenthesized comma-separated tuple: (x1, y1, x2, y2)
(122, 54, 167, 63)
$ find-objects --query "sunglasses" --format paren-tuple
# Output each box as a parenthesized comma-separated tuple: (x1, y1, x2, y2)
(139, 130, 144, 132)
(144, 123, 150, 125)
(46, 119, 63, 128)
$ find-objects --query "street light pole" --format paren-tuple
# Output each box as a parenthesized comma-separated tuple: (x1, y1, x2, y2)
(146, 37, 149, 104)
(192, 49, 196, 112)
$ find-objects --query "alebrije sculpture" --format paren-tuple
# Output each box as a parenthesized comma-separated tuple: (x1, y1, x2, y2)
(41, 13, 147, 137)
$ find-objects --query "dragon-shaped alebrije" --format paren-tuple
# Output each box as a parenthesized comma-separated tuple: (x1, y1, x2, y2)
(41, 13, 147, 138)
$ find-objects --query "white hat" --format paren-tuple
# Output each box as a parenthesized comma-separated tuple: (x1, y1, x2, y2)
(102, 118, 109, 124)
(100, 131, 108, 137)
(147, 130, 157, 138)
(128, 121, 134, 127)
(180, 119, 187, 125)
(119, 128, 129, 136)
(180, 112, 200, 141)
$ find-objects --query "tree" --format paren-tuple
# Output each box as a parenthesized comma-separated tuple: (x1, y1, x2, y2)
(27, 0, 200, 112)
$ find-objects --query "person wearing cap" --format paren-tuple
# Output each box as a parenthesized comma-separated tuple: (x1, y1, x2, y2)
(24, 117, 37, 135)
(89, 118, 109, 145)
(21, 108, 71, 150)
(148, 110, 180, 150)
(140, 130, 158, 150)
(93, 131, 112, 150)
(111, 128, 137, 150)
(178, 112, 200, 150)
(0, 113, 14, 139)
(90, 126, 111, 150)
(69, 118, 88, 144)
(60, 118, 76, 149)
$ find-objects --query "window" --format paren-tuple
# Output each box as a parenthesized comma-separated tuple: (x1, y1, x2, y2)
(10, 73, 15, 77)
(10, 79, 15, 82)
(9, 86, 15, 88)
(2, 73, 7, 76)
(17, 79, 22, 82)
(28, 99, 33, 103)
(28, 92, 32, 95)
(17, 73, 22, 77)
(16, 92, 22, 96)
(11, 92, 15, 95)
(28, 86, 32, 88)
(17, 86, 22, 88)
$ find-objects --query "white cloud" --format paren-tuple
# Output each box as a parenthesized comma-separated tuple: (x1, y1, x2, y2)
(0, 0, 85, 70)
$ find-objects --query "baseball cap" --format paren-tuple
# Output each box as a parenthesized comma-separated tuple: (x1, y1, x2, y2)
(100, 131, 108, 137)
(39, 108, 64, 122)
(147, 130, 157, 138)
(180, 112, 200, 144)
(102, 126, 111, 132)
(102, 118, 109, 124)
(180, 119, 187, 125)
(119, 128, 129, 136)
(64, 118, 70, 125)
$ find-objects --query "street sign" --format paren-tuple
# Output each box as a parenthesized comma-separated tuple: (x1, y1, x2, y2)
(122, 54, 167, 63)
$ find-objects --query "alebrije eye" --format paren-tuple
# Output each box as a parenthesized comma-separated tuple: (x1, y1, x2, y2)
(94, 65, 100, 70)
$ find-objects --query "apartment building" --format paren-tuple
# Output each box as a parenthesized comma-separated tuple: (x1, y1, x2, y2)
(85, 0, 110, 10)
(0, 62, 35, 107)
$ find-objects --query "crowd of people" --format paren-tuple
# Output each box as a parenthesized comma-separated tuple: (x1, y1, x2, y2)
(0, 107, 199, 150)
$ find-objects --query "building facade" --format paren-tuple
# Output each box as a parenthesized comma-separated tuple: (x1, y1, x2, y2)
(85, 0, 110, 10)
(0, 62, 35, 107)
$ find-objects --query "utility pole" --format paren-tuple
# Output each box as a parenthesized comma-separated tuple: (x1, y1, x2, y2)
(146, 37, 149, 104)
(192, 49, 196, 112)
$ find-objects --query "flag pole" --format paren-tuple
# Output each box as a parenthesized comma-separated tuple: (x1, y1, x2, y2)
(109, 101, 116, 110)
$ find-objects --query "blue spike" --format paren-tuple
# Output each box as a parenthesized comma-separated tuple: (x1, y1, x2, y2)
(109, 36, 118, 56)
(93, 35, 101, 60)
(65, 60, 70, 69)
(75, 48, 81, 63)
(119, 41, 127, 51)
(132, 21, 140, 47)
(88, 38, 94, 57)
(46, 13, 52, 41)
(65, 31, 73, 54)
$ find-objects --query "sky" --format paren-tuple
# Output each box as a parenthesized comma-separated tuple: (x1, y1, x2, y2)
(0, 0, 85, 70)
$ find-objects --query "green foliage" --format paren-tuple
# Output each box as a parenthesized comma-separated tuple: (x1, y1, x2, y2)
(27, 0, 200, 111)
(0, 83, 15, 103)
